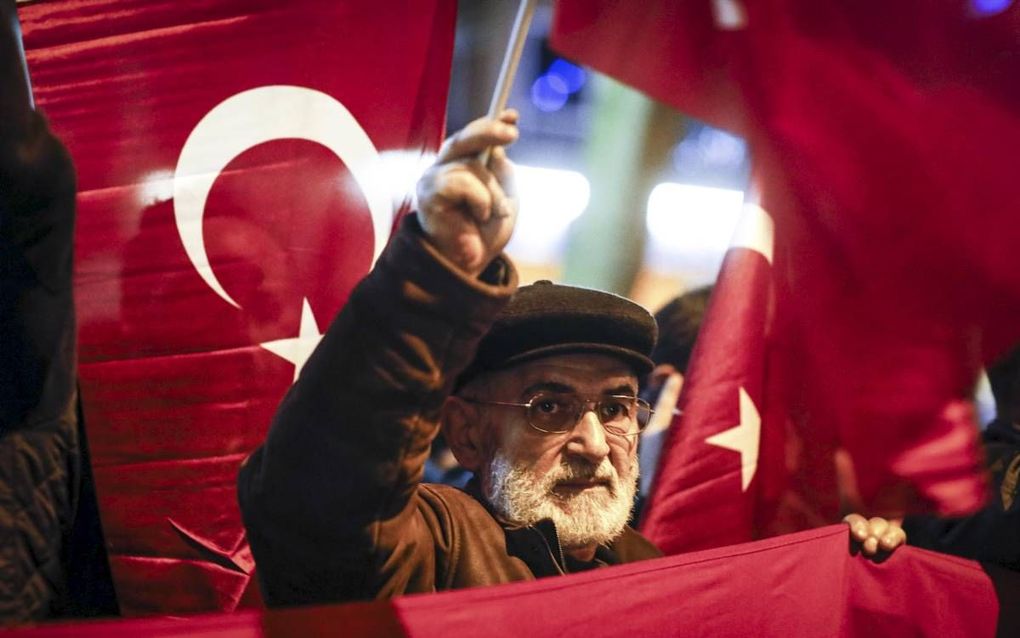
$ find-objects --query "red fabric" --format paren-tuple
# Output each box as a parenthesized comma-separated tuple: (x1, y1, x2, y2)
(552, 0, 1020, 518)
(396, 526, 1002, 637)
(2, 602, 407, 638)
(7, 527, 1011, 637)
(550, 0, 745, 133)
(19, 0, 456, 615)
(639, 205, 817, 553)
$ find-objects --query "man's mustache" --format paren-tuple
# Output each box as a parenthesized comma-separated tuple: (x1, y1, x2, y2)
(550, 458, 617, 487)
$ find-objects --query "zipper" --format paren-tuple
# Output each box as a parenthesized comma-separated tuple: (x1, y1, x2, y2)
(531, 521, 567, 575)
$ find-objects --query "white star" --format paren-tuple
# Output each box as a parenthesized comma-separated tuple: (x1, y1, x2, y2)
(705, 386, 761, 491)
(259, 298, 323, 383)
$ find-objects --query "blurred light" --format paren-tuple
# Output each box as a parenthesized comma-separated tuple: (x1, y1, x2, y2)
(531, 74, 569, 112)
(516, 164, 589, 229)
(367, 150, 437, 213)
(673, 127, 747, 172)
(702, 130, 746, 166)
(138, 169, 175, 207)
(645, 183, 746, 282)
(711, 0, 748, 30)
(547, 59, 587, 93)
(506, 164, 590, 261)
(971, 0, 1012, 16)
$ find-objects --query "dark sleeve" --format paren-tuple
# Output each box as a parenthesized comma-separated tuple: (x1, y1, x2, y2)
(903, 429, 1020, 570)
(238, 215, 517, 606)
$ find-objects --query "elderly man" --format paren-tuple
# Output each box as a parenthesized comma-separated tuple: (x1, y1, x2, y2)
(238, 112, 900, 607)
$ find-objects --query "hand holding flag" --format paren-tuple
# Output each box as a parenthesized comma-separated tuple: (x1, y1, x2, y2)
(844, 513, 908, 557)
(417, 110, 520, 276)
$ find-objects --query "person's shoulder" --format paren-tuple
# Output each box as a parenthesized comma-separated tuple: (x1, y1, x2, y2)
(418, 482, 489, 516)
(416, 482, 508, 554)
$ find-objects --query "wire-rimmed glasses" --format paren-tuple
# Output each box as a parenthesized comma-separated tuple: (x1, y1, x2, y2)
(464, 391, 653, 437)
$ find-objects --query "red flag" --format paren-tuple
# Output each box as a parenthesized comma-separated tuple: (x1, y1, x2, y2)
(20, 0, 456, 614)
(640, 203, 797, 552)
(4, 527, 1010, 637)
(641, 197, 844, 552)
(552, 0, 1020, 518)
(550, 0, 746, 134)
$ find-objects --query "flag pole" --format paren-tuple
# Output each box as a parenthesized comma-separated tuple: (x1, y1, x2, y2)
(479, 0, 536, 166)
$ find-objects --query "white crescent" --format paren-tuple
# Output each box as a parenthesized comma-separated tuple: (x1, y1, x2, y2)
(172, 85, 391, 308)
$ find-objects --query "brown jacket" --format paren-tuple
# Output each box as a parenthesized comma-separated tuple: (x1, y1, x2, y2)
(238, 217, 661, 607)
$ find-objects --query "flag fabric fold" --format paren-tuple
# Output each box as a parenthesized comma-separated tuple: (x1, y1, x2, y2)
(641, 203, 792, 552)
(553, 0, 1020, 521)
(5, 527, 1014, 637)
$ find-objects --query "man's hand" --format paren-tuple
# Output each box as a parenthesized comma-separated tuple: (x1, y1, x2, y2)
(416, 109, 519, 277)
(844, 513, 907, 557)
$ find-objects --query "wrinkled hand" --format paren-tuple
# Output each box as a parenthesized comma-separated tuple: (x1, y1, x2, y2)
(844, 513, 907, 557)
(416, 109, 519, 277)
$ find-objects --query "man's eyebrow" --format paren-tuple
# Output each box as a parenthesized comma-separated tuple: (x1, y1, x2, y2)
(519, 381, 638, 397)
(606, 384, 638, 397)
(521, 381, 575, 396)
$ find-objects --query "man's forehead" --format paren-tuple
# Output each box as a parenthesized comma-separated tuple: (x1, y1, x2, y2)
(507, 353, 638, 390)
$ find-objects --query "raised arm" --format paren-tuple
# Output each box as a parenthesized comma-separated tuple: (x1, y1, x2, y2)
(238, 111, 519, 606)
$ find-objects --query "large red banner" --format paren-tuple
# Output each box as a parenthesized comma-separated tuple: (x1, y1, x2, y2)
(19, 0, 456, 614)
(553, 0, 1020, 522)
(8, 527, 1016, 637)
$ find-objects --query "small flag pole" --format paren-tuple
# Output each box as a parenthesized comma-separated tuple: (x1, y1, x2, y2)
(479, 0, 536, 166)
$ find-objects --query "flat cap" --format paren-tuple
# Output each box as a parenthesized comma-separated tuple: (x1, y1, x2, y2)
(456, 281, 657, 388)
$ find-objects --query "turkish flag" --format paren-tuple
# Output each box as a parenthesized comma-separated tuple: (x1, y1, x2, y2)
(19, 0, 456, 614)
(553, 0, 1020, 518)
(640, 203, 798, 553)
(6, 526, 1012, 637)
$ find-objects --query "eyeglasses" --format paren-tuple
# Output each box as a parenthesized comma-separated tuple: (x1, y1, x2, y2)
(464, 391, 653, 437)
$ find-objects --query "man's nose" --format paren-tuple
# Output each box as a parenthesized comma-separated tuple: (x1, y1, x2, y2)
(564, 409, 611, 463)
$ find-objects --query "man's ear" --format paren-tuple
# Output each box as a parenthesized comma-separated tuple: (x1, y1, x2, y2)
(644, 369, 684, 435)
(647, 363, 679, 392)
(441, 396, 486, 473)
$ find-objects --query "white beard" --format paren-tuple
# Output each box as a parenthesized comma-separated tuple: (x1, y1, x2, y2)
(484, 452, 638, 549)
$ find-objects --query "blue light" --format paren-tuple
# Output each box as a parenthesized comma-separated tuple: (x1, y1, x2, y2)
(530, 74, 569, 112)
(971, 0, 1012, 16)
(547, 59, 587, 94)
